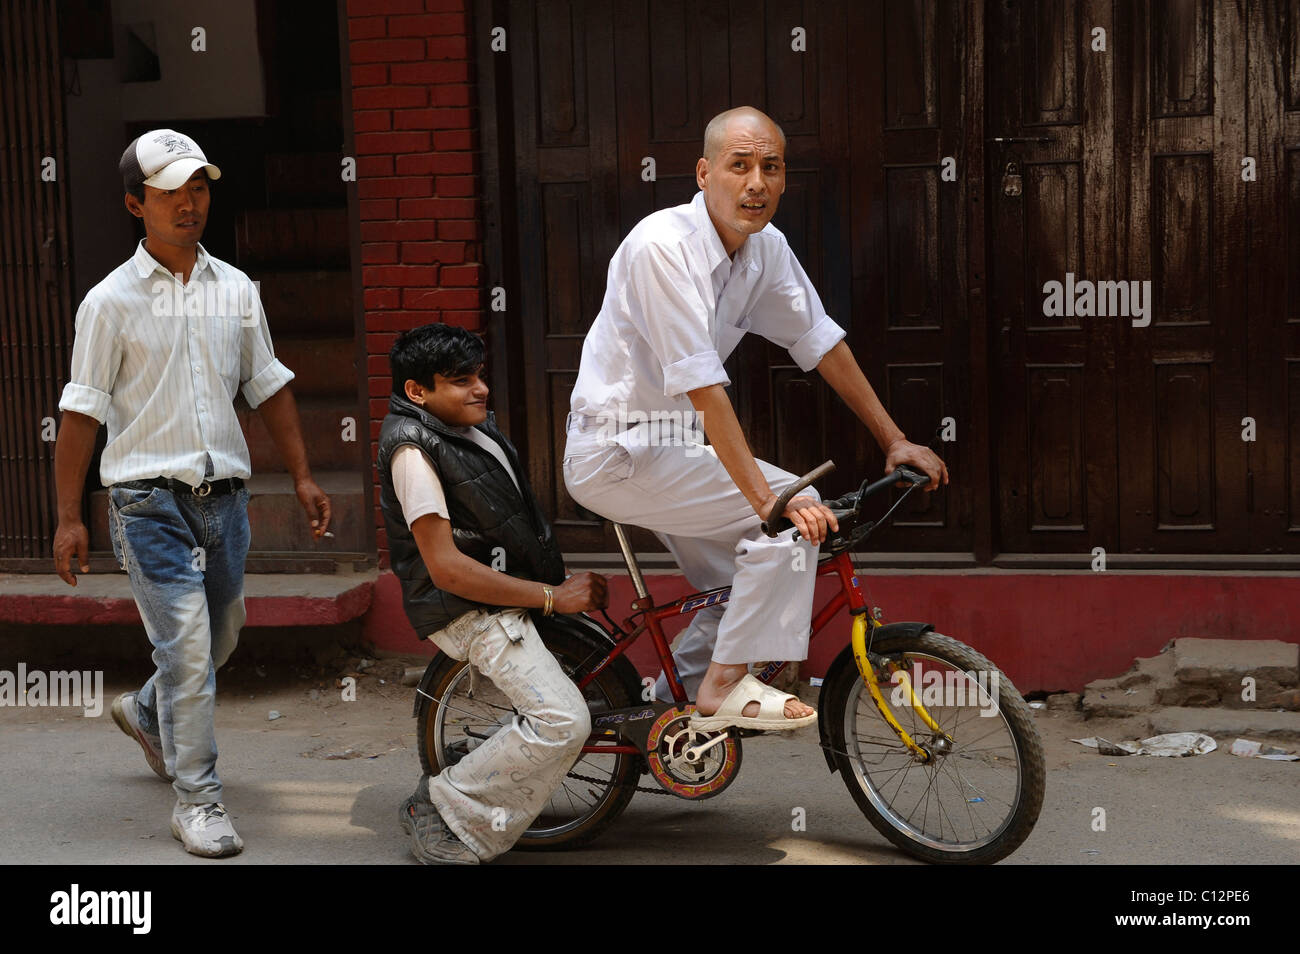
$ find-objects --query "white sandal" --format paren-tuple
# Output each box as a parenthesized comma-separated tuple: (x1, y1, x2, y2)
(689, 674, 817, 731)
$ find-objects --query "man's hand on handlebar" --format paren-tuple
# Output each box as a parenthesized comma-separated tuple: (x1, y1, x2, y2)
(554, 571, 609, 614)
(758, 494, 839, 547)
(884, 439, 949, 491)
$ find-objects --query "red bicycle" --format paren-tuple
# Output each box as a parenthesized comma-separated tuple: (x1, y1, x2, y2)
(414, 461, 1046, 864)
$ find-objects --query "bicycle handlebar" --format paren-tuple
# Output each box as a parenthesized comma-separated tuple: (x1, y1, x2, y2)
(759, 460, 836, 537)
(760, 461, 932, 538)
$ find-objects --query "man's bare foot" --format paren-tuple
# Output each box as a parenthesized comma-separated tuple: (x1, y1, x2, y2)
(695, 661, 814, 720)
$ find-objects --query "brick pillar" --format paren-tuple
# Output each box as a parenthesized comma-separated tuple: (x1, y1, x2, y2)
(345, 0, 484, 568)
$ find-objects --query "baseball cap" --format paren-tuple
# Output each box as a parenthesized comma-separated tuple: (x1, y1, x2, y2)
(119, 129, 222, 193)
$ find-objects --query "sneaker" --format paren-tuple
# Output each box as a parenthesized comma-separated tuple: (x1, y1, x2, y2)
(171, 801, 244, 858)
(400, 776, 479, 866)
(110, 692, 173, 782)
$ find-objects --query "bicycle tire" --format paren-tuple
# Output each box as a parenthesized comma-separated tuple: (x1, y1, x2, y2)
(823, 630, 1046, 864)
(415, 620, 643, 850)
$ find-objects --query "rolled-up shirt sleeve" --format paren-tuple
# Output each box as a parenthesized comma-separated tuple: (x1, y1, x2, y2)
(627, 242, 730, 398)
(58, 296, 122, 424)
(239, 281, 295, 409)
(750, 234, 846, 371)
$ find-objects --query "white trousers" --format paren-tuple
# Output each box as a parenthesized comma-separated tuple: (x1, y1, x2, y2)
(425, 608, 591, 861)
(563, 421, 819, 700)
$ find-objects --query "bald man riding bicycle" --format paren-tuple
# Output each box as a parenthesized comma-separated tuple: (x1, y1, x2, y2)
(564, 106, 947, 730)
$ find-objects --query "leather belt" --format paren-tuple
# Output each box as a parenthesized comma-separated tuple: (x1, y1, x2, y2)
(117, 476, 244, 497)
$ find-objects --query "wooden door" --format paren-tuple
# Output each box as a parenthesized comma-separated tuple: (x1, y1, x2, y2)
(1113, 0, 1251, 555)
(986, 0, 1258, 559)
(1247, 0, 1300, 556)
(985, 0, 1121, 557)
(0, 0, 76, 569)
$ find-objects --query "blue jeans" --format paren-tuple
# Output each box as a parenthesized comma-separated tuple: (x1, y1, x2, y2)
(108, 482, 251, 804)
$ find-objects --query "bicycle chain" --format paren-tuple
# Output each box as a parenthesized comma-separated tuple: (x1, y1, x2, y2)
(563, 739, 912, 796)
(565, 768, 676, 795)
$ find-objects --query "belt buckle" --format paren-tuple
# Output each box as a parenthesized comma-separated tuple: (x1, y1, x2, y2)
(194, 480, 212, 497)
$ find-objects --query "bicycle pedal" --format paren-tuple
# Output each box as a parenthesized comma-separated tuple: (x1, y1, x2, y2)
(735, 728, 767, 739)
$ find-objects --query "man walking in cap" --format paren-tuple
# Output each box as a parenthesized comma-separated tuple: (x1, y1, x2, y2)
(52, 129, 331, 857)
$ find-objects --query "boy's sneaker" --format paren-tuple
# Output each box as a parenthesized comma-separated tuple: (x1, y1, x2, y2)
(400, 776, 479, 866)
(110, 692, 173, 782)
(171, 801, 244, 857)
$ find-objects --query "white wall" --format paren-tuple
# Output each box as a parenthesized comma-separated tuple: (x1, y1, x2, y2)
(114, 0, 266, 121)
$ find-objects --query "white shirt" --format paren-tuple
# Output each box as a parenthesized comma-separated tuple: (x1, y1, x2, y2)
(568, 190, 845, 438)
(58, 240, 295, 486)
(390, 429, 522, 525)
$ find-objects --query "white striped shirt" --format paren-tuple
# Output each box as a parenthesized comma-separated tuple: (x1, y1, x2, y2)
(58, 240, 295, 486)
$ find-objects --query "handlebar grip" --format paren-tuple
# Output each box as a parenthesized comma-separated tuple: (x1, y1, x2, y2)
(761, 460, 835, 537)
(893, 464, 931, 486)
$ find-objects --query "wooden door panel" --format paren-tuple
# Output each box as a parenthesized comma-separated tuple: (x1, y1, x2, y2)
(1246, 0, 1300, 554)
(1113, 0, 1249, 554)
(987, 0, 1115, 555)
(846, 0, 973, 552)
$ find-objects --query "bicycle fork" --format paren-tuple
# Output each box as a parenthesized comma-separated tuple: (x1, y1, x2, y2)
(851, 614, 953, 763)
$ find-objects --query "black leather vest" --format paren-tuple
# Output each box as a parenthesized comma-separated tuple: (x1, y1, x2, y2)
(376, 393, 565, 637)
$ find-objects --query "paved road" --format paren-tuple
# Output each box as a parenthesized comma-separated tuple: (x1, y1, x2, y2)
(1, 669, 1296, 866)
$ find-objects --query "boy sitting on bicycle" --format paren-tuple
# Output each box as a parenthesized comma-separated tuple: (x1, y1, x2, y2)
(377, 323, 608, 865)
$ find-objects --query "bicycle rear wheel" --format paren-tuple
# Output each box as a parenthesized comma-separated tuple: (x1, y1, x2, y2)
(823, 630, 1045, 864)
(416, 622, 642, 850)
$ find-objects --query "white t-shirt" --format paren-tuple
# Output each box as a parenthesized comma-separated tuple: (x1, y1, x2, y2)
(391, 427, 522, 525)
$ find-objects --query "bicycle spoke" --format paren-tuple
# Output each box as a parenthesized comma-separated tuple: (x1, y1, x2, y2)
(839, 646, 1037, 856)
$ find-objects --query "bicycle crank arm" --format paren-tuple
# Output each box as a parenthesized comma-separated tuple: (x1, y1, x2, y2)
(684, 731, 734, 763)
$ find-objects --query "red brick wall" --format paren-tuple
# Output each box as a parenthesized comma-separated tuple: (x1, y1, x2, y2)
(345, 0, 483, 567)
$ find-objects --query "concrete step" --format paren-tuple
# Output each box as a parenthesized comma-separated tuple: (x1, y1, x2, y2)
(238, 398, 365, 472)
(252, 269, 352, 335)
(1171, 637, 1299, 708)
(87, 470, 368, 553)
(1082, 649, 1175, 717)
(1149, 706, 1300, 744)
(236, 209, 348, 269)
(1084, 638, 1300, 714)
(270, 336, 358, 398)
(0, 570, 376, 628)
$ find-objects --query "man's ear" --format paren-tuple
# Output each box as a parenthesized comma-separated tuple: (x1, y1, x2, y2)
(403, 379, 427, 404)
(124, 193, 144, 219)
(695, 156, 709, 191)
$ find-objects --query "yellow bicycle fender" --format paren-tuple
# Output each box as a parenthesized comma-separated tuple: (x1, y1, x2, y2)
(850, 614, 930, 761)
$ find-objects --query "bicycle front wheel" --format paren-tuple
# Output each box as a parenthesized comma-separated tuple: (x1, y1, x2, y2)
(823, 630, 1045, 864)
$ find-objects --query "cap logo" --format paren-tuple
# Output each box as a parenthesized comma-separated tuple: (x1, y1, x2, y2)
(151, 133, 194, 154)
